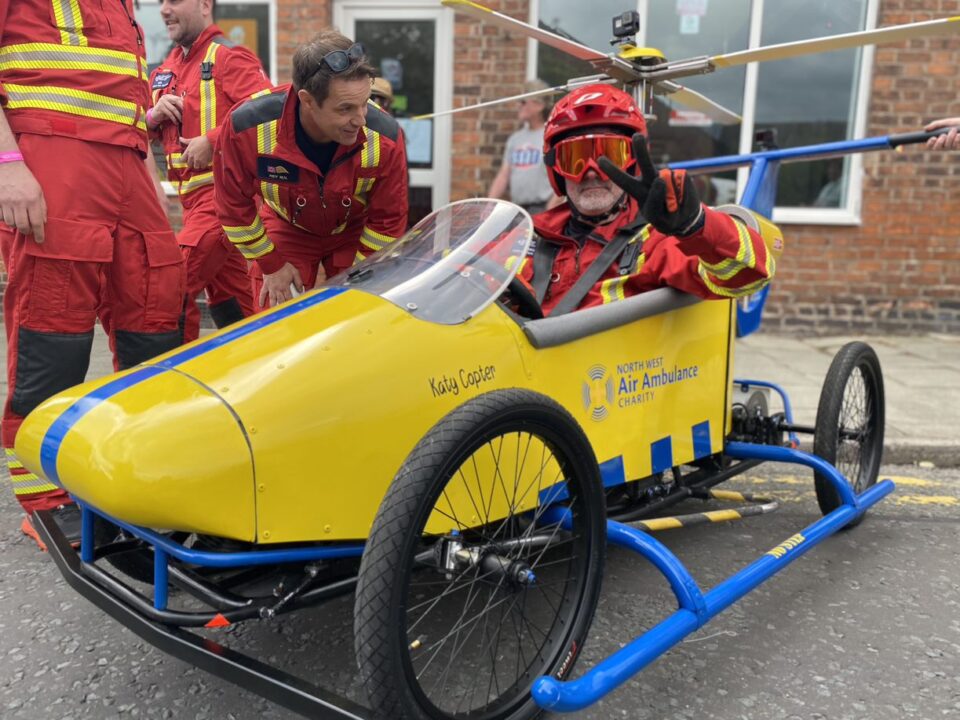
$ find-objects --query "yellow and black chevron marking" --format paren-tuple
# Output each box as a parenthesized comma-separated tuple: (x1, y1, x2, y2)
(633, 488, 779, 533)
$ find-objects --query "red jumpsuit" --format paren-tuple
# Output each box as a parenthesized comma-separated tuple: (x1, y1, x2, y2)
(149, 24, 271, 341)
(214, 84, 408, 307)
(0, 0, 184, 513)
(521, 201, 776, 314)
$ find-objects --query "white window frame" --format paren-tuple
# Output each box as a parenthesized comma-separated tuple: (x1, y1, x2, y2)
(334, 0, 454, 208)
(530, 0, 880, 225)
(137, 0, 279, 196)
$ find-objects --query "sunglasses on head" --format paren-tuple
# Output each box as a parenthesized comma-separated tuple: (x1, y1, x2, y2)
(320, 42, 366, 73)
(550, 133, 634, 182)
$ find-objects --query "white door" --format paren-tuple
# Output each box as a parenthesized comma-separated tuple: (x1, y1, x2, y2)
(335, 0, 453, 223)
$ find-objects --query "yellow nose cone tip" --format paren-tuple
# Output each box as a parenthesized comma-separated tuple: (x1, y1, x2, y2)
(16, 365, 257, 541)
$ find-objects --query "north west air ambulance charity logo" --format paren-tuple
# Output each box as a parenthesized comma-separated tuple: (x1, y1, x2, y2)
(582, 364, 614, 422)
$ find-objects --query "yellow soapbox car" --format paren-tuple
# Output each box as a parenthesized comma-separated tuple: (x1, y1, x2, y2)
(19, 199, 889, 719)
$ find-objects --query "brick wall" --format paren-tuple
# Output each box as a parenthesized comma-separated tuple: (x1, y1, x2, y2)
(448, 0, 531, 201)
(759, 0, 960, 335)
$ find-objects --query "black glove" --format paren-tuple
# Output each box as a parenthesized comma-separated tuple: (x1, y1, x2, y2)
(598, 133, 705, 237)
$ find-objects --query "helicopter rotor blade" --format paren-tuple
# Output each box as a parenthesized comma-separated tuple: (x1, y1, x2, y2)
(654, 81, 741, 125)
(411, 76, 615, 120)
(441, 0, 607, 62)
(709, 16, 960, 69)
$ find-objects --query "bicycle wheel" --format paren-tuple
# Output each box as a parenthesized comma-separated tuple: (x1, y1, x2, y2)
(355, 389, 606, 720)
(813, 341, 885, 527)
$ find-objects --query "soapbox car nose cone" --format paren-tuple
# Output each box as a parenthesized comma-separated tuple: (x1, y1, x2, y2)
(15, 366, 256, 541)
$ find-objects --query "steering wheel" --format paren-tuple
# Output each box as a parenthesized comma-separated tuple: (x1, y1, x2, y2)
(503, 276, 544, 319)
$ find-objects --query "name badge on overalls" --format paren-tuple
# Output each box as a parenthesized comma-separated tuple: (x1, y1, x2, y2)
(152, 72, 174, 90)
(257, 158, 301, 184)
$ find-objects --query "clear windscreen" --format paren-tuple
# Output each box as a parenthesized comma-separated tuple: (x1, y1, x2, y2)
(327, 199, 533, 324)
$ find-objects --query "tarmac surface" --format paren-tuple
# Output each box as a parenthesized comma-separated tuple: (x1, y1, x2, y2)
(734, 332, 960, 468)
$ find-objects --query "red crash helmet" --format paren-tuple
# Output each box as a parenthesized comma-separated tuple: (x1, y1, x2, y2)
(543, 84, 647, 195)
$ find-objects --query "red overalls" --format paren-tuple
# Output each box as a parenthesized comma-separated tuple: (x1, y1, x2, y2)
(214, 85, 408, 308)
(149, 24, 272, 341)
(0, 0, 185, 513)
(522, 201, 776, 314)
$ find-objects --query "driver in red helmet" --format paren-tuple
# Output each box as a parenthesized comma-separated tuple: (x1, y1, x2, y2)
(518, 83, 775, 315)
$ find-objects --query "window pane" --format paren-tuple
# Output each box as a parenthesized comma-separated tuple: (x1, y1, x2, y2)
(138, 3, 271, 76)
(355, 19, 436, 170)
(536, 0, 625, 86)
(645, 0, 750, 196)
(216, 5, 273, 77)
(756, 1, 869, 207)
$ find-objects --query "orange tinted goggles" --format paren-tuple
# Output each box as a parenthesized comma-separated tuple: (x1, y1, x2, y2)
(552, 134, 634, 182)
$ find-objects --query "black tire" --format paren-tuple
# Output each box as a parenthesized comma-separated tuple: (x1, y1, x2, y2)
(355, 389, 606, 720)
(813, 342, 885, 527)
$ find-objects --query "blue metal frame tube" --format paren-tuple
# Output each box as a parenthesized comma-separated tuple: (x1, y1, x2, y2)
(669, 136, 895, 174)
(154, 548, 169, 610)
(725, 442, 858, 506)
(79, 503, 365, 568)
(531, 443, 895, 712)
(80, 504, 95, 563)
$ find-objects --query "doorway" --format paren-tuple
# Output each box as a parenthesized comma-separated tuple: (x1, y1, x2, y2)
(335, 0, 453, 225)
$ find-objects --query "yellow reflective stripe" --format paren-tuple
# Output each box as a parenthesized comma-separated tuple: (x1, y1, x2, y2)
(177, 172, 214, 195)
(4, 448, 22, 469)
(331, 221, 348, 234)
(697, 265, 771, 298)
(699, 220, 759, 280)
(224, 216, 266, 243)
(257, 119, 278, 155)
(360, 226, 395, 252)
(599, 275, 628, 304)
(52, 0, 88, 47)
(199, 42, 220, 135)
(0, 43, 139, 76)
(354, 177, 376, 206)
(4, 83, 139, 126)
(251, 88, 272, 99)
(260, 182, 289, 221)
(166, 153, 188, 170)
(354, 250, 366, 265)
(13, 481, 61, 495)
(733, 219, 754, 268)
(361, 130, 381, 168)
(238, 235, 275, 259)
(698, 257, 741, 280)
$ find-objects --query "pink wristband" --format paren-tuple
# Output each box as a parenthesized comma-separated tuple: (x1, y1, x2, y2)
(0, 151, 23, 164)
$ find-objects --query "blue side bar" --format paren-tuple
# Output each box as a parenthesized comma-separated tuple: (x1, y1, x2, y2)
(731, 156, 778, 337)
(669, 135, 896, 175)
(724, 442, 858, 506)
(81, 504, 365, 569)
(531, 443, 895, 712)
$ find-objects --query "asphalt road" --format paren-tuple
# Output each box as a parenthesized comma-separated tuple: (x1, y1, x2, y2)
(1, 463, 958, 720)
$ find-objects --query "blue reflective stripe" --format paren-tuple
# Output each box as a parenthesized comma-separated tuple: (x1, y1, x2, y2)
(38, 287, 348, 486)
(650, 436, 673, 474)
(40, 366, 165, 486)
(599, 455, 626, 488)
(692, 420, 712, 459)
(153, 286, 347, 368)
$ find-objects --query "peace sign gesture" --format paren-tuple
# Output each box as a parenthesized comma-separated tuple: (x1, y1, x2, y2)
(599, 133, 704, 237)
